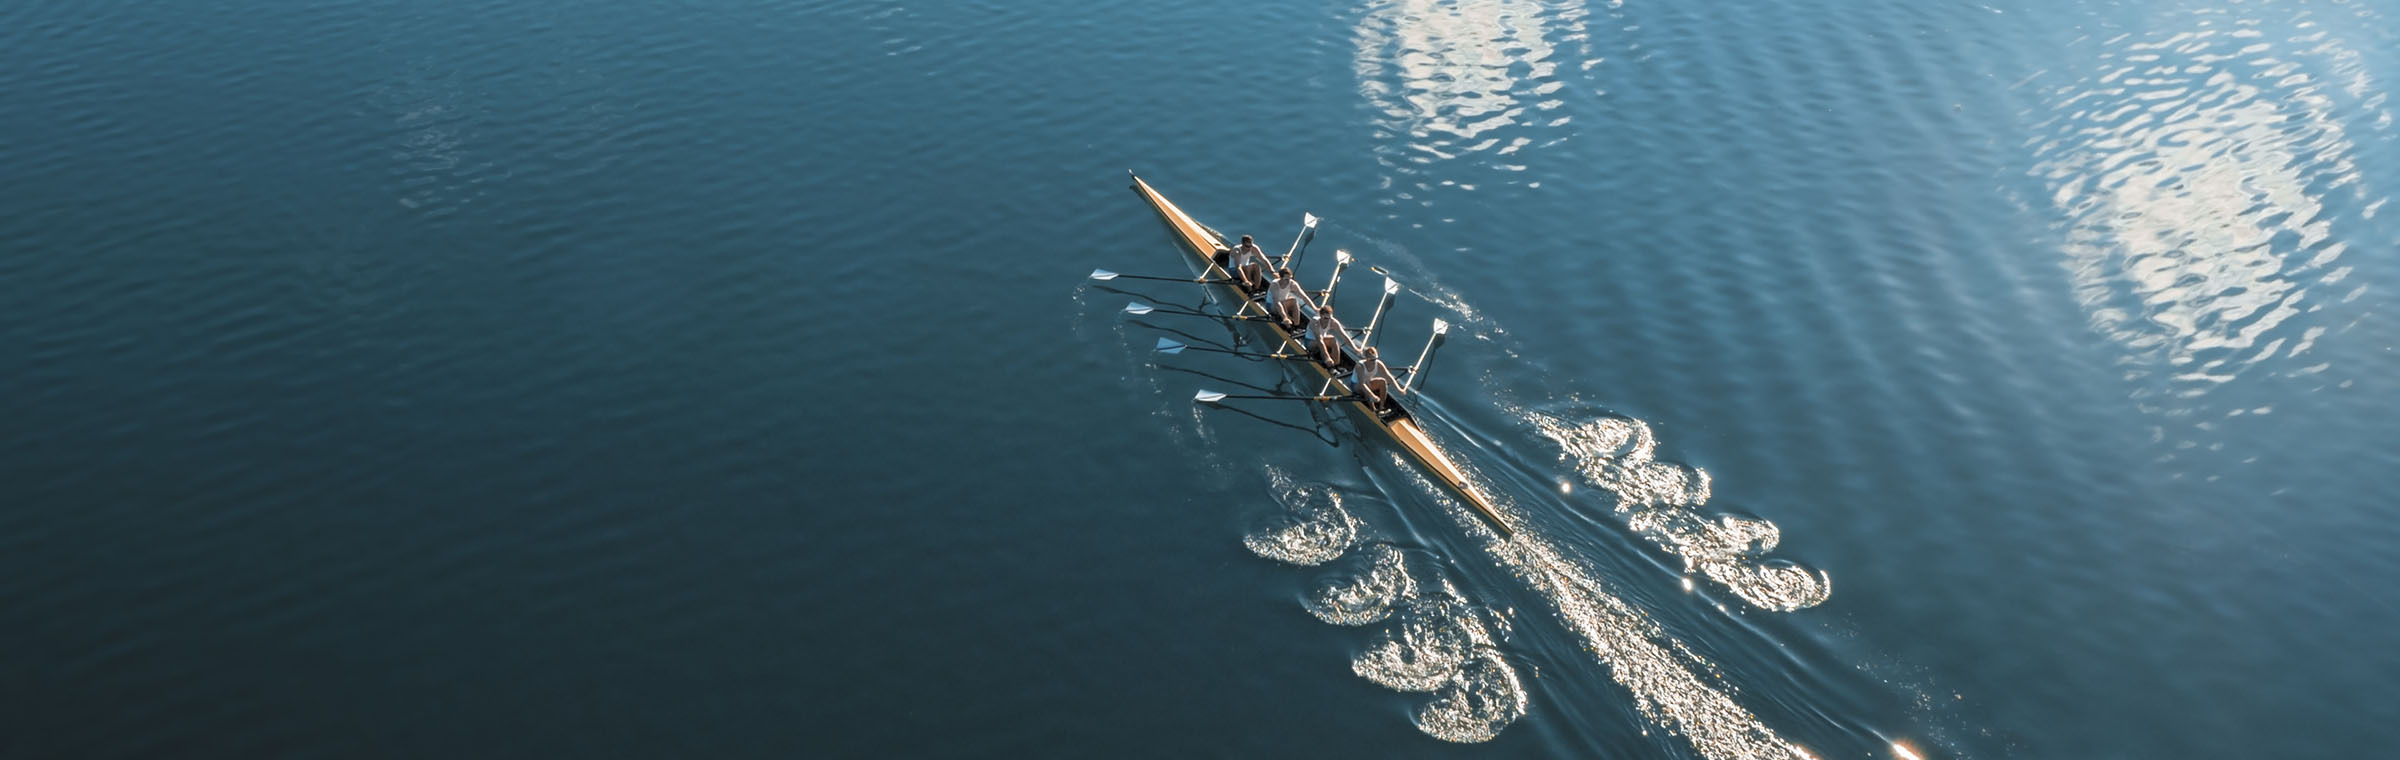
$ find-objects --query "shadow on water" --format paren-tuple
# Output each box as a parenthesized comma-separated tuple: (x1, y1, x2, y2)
(1123, 319, 1244, 356)
(1154, 365, 1339, 447)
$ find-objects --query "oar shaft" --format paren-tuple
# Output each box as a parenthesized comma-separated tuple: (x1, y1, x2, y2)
(1155, 338, 1311, 362)
(1279, 213, 1318, 269)
(1208, 394, 1344, 402)
(1133, 305, 1265, 322)
(1401, 319, 1449, 392)
(1182, 345, 1296, 359)
(1320, 252, 1353, 305)
(1111, 273, 1229, 283)
(1360, 277, 1400, 345)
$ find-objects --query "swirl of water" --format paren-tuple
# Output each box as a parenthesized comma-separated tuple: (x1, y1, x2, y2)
(1305, 543, 1418, 626)
(1242, 478, 1359, 567)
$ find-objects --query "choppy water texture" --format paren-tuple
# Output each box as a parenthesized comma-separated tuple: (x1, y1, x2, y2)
(6, 0, 2399, 757)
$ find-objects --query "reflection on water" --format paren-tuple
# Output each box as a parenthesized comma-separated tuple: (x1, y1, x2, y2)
(2028, 6, 2385, 433)
(1354, 0, 1588, 201)
(367, 62, 503, 219)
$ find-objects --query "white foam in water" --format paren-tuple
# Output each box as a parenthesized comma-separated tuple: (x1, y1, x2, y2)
(1242, 471, 1359, 567)
(1236, 464, 1529, 741)
(1352, 597, 1493, 692)
(1413, 648, 1530, 744)
(1305, 543, 1417, 626)
(1533, 412, 1831, 612)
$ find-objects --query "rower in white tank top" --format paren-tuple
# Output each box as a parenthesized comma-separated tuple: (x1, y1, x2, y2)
(1267, 268, 1307, 327)
(1225, 235, 1266, 291)
(1307, 305, 1346, 366)
(1353, 345, 1400, 410)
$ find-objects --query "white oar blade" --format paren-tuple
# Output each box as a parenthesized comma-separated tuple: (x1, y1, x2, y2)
(1384, 277, 1400, 295)
(1304, 212, 1319, 229)
(1153, 338, 1187, 355)
(1194, 390, 1228, 404)
(1123, 302, 1155, 315)
(1433, 318, 1450, 335)
(1336, 249, 1353, 266)
(1089, 268, 1119, 281)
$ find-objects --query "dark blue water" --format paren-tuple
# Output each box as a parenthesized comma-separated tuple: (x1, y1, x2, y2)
(6, 0, 2397, 757)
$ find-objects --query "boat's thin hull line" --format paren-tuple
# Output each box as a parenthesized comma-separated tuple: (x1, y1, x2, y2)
(1130, 175, 1508, 535)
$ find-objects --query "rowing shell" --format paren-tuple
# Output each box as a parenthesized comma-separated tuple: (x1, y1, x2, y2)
(1129, 173, 1511, 536)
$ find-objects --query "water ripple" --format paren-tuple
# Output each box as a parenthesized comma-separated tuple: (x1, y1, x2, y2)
(1354, 0, 1589, 205)
(2028, 5, 2388, 426)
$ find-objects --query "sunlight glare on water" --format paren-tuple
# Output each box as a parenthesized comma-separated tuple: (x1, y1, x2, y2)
(1493, 535, 1813, 760)
(2030, 6, 2386, 435)
(1354, 0, 1586, 204)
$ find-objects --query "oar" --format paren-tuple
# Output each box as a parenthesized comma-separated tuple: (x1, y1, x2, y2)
(1357, 276, 1401, 346)
(1317, 250, 1355, 305)
(1195, 390, 1346, 404)
(1154, 338, 1298, 360)
(1400, 318, 1450, 392)
(1152, 338, 1305, 362)
(1124, 302, 1267, 321)
(1278, 213, 1320, 270)
(1091, 269, 1230, 284)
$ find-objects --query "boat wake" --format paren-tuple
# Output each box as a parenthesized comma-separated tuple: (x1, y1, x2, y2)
(1492, 534, 1817, 760)
(1528, 409, 1832, 612)
(1244, 467, 1530, 743)
(1321, 226, 1824, 612)
(1329, 242, 1830, 613)
(1352, 589, 1527, 743)
(1375, 446, 1822, 759)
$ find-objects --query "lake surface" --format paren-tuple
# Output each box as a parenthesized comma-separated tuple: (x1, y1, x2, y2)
(5, 0, 2397, 757)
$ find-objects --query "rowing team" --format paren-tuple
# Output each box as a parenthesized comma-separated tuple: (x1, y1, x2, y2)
(1221, 234, 1404, 411)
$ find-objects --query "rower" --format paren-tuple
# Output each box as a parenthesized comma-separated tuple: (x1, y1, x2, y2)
(1306, 305, 1346, 366)
(1266, 267, 1307, 327)
(1354, 345, 1401, 411)
(1226, 235, 1267, 292)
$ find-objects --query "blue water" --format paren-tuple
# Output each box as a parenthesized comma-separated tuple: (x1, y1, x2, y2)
(5, 0, 2397, 757)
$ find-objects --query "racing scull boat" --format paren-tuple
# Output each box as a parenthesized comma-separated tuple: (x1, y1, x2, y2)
(1124, 172, 1512, 536)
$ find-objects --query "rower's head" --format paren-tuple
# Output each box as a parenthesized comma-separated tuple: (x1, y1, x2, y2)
(1239, 235, 1254, 245)
(1362, 346, 1378, 359)
(1276, 267, 1293, 279)
(1319, 305, 1333, 317)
